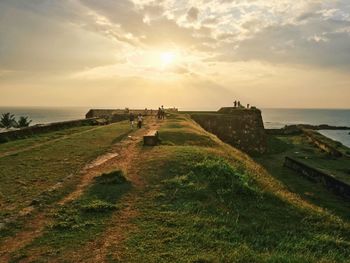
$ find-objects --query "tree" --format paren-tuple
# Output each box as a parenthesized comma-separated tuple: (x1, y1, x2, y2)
(17, 116, 32, 128)
(0, 113, 16, 128)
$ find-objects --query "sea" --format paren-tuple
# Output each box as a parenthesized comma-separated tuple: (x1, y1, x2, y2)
(0, 107, 349, 147)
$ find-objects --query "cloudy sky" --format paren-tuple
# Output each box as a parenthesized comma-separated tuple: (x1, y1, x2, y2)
(1, 0, 350, 109)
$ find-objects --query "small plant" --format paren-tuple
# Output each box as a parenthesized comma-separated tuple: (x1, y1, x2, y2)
(16, 116, 32, 128)
(81, 200, 119, 212)
(95, 170, 127, 185)
(0, 113, 16, 128)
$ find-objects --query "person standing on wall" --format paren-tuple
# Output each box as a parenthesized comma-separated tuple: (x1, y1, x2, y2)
(137, 113, 143, 129)
(129, 112, 135, 129)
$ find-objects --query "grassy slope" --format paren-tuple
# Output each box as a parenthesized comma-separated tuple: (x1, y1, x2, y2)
(257, 134, 350, 204)
(0, 126, 95, 154)
(3, 115, 350, 262)
(262, 134, 350, 184)
(0, 122, 131, 223)
(119, 114, 350, 262)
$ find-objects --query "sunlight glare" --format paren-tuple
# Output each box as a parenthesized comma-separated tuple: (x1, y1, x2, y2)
(160, 52, 176, 67)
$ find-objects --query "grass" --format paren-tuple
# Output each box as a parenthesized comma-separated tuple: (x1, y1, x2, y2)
(0, 125, 95, 154)
(256, 134, 350, 220)
(2, 113, 350, 262)
(117, 114, 350, 262)
(0, 122, 131, 225)
(159, 114, 217, 147)
(261, 134, 350, 184)
(10, 170, 131, 262)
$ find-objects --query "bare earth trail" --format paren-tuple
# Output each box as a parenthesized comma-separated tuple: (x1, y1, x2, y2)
(0, 118, 161, 262)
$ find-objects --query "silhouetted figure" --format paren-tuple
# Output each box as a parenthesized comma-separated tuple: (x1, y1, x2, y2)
(137, 113, 143, 128)
(247, 104, 250, 109)
(129, 112, 135, 129)
(157, 107, 162, 119)
(234, 101, 237, 108)
(161, 105, 165, 119)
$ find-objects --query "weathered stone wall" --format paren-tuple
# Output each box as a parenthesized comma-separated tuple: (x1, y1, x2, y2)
(86, 109, 156, 119)
(284, 156, 350, 199)
(0, 118, 99, 143)
(190, 108, 267, 154)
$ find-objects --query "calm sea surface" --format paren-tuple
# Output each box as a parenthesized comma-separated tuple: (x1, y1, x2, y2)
(262, 108, 350, 147)
(0, 107, 349, 147)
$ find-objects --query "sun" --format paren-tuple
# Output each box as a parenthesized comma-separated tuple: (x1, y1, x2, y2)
(160, 52, 176, 67)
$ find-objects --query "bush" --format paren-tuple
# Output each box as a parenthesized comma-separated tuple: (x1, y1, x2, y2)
(51, 208, 95, 230)
(190, 158, 258, 198)
(95, 170, 127, 185)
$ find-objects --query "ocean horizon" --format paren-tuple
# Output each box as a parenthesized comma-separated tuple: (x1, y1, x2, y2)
(1, 106, 349, 147)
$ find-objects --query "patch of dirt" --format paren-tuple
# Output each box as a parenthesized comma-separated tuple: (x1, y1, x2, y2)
(60, 119, 162, 262)
(0, 214, 49, 262)
(0, 118, 162, 262)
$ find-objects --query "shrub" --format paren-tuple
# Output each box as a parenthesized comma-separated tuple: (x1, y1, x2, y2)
(191, 157, 257, 197)
(95, 170, 127, 185)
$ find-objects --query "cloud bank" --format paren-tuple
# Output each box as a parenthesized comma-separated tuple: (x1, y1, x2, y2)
(0, 0, 349, 108)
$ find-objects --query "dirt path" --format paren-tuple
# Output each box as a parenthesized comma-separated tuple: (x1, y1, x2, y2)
(60, 119, 162, 262)
(0, 125, 107, 159)
(0, 118, 161, 262)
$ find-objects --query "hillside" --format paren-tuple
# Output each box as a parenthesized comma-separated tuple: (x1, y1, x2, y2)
(0, 114, 349, 262)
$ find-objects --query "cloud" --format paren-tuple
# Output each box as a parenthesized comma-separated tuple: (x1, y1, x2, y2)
(186, 7, 199, 22)
(1, 0, 350, 108)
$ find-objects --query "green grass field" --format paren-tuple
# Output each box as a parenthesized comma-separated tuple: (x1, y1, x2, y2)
(0, 122, 131, 224)
(118, 114, 350, 262)
(1, 115, 350, 262)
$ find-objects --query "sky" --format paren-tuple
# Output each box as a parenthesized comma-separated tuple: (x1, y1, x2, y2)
(0, 0, 350, 110)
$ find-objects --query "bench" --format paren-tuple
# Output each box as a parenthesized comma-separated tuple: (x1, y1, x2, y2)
(143, 130, 159, 146)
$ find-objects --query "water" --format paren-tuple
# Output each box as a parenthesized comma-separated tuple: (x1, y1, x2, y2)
(0, 107, 89, 125)
(262, 108, 350, 147)
(0, 107, 349, 147)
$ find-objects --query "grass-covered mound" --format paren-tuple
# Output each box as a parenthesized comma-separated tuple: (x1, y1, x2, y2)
(120, 114, 350, 262)
(3, 114, 350, 262)
(159, 114, 216, 147)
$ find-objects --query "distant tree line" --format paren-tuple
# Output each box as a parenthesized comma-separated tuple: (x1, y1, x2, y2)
(0, 113, 32, 129)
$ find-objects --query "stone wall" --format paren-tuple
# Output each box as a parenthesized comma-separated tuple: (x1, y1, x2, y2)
(284, 156, 350, 199)
(0, 118, 100, 143)
(86, 109, 157, 119)
(190, 108, 267, 154)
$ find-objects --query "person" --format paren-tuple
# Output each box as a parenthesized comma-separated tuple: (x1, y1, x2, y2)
(129, 112, 135, 129)
(161, 105, 165, 119)
(137, 113, 143, 128)
(157, 107, 162, 119)
(234, 100, 237, 108)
